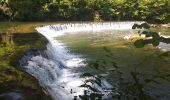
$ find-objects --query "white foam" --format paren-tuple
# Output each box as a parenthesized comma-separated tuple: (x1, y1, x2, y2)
(22, 22, 143, 100)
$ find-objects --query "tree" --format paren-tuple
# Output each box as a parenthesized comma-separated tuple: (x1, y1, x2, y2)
(7, 0, 49, 21)
(0, 0, 13, 21)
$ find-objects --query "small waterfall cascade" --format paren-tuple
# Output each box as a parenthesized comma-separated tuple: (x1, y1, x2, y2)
(20, 22, 144, 100)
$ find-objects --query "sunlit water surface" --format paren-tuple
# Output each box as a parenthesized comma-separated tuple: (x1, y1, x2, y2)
(57, 29, 170, 100)
(21, 23, 170, 100)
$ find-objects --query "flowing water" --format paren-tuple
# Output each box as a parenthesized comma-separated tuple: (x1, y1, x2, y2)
(20, 22, 170, 100)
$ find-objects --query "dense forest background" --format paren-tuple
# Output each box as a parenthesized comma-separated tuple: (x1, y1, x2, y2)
(0, 0, 170, 23)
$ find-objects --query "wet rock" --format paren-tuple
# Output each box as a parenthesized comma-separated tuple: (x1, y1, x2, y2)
(0, 90, 23, 100)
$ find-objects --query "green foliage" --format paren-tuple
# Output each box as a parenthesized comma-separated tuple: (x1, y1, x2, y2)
(0, 0, 170, 22)
(0, 30, 49, 99)
(94, 11, 102, 22)
(132, 23, 150, 29)
(132, 23, 170, 48)
(134, 39, 146, 48)
(79, 72, 103, 100)
(0, 0, 13, 21)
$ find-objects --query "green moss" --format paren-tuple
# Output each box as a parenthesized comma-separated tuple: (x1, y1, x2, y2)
(0, 23, 51, 100)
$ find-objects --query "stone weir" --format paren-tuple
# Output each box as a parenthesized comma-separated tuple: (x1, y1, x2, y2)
(21, 22, 145, 100)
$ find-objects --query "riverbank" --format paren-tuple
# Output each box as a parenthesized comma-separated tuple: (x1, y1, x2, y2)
(0, 22, 169, 100)
(151, 23, 170, 28)
(0, 22, 53, 100)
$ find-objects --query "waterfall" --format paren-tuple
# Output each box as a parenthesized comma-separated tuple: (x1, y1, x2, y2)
(20, 22, 144, 100)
